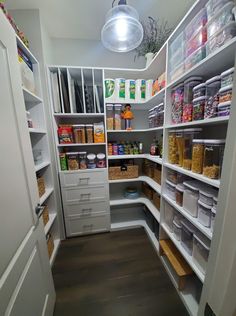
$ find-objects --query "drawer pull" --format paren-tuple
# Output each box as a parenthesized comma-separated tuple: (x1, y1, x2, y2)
(78, 177, 90, 184)
(83, 224, 93, 230)
(80, 193, 91, 201)
(82, 208, 92, 216)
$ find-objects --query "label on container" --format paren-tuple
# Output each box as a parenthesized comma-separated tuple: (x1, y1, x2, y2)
(141, 80, 146, 99)
(105, 79, 115, 98)
(119, 79, 126, 99)
(129, 80, 136, 99)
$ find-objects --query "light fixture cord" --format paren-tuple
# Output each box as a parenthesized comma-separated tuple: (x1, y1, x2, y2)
(112, 0, 127, 7)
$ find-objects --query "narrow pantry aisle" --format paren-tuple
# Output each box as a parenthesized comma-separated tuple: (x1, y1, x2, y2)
(52, 229, 188, 316)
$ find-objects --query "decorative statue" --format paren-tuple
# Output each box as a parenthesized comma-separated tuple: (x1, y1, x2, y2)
(121, 104, 134, 130)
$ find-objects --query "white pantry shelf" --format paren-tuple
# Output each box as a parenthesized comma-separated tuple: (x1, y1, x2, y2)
(107, 126, 163, 133)
(162, 223, 205, 283)
(39, 187, 54, 205)
(57, 142, 106, 147)
(163, 194, 212, 240)
(53, 113, 105, 118)
(108, 154, 163, 165)
(49, 238, 60, 267)
(16, 35, 38, 64)
(44, 213, 57, 235)
(164, 162, 220, 188)
(165, 116, 229, 129)
(22, 87, 43, 104)
(35, 161, 50, 172)
(29, 128, 47, 134)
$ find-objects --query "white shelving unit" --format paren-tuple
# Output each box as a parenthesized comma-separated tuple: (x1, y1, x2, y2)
(17, 35, 61, 265)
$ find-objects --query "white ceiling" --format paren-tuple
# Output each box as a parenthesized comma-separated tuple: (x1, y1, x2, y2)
(6, 0, 195, 40)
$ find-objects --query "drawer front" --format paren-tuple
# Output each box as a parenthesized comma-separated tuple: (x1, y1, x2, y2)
(62, 185, 108, 203)
(64, 201, 110, 217)
(60, 170, 107, 188)
(65, 214, 110, 237)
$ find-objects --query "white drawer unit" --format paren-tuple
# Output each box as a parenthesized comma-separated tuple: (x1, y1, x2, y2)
(65, 213, 110, 237)
(61, 184, 109, 204)
(60, 169, 107, 188)
(64, 201, 109, 217)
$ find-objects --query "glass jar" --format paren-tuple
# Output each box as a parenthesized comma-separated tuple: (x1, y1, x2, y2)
(78, 151, 87, 169)
(97, 153, 106, 168)
(192, 96, 206, 121)
(176, 130, 184, 167)
(73, 124, 86, 143)
(191, 139, 204, 174)
(176, 183, 184, 206)
(106, 104, 114, 130)
(85, 124, 94, 143)
(183, 128, 202, 170)
(203, 140, 225, 179)
(114, 104, 122, 130)
(193, 82, 206, 99)
(205, 76, 221, 119)
(87, 153, 96, 169)
(171, 83, 184, 124)
(183, 77, 202, 123)
(168, 130, 178, 164)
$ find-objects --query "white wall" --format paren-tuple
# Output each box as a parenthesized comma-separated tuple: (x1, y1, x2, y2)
(50, 37, 146, 68)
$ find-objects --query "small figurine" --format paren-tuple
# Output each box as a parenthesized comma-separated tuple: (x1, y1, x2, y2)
(121, 104, 134, 130)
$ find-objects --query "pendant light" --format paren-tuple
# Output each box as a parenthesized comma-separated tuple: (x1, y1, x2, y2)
(101, 0, 143, 52)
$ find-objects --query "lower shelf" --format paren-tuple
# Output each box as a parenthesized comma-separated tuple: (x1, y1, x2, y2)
(44, 213, 57, 235)
(39, 187, 54, 205)
(50, 238, 60, 267)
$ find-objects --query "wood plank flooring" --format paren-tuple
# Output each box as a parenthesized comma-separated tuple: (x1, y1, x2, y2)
(53, 228, 189, 316)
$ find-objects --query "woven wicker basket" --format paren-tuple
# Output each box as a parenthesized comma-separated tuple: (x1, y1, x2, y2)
(37, 177, 45, 197)
(153, 192, 161, 210)
(47, 234, 54, 258)
(153, 166, 162, 185)
(142, 183, 153, 200)
(42, 205, 49, 226)
(143, 160, 154, 178)
(109, 165, 139, 180)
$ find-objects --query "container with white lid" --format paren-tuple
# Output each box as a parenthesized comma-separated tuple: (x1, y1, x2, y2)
(183, 181, 201, 217)
(193, 233, 211, 274)
(173, 220, 182, 241)
(176, 183, 185, 206)
(221, 67, 235, 88)
(181, 220, 196, 255)
(199, 187, 218, 206)
(193, 83, 206, 99)
(198, 200, 212, 227)
(218, 101, 231, 117)
(164, 202, 175, 232)
(219, 84, 233, 103)
(183, 128, 202, 170)
(211, 206, 217, 232)
(203, 139, 225, 179)
(213, 196, 218, 207)
(166, 180, 176, 200)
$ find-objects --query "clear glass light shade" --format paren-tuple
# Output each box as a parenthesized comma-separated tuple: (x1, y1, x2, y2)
(101, 5, 143, 52)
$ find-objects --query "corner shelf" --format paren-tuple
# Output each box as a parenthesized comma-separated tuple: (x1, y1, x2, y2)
(165, 116, 229, 129)
(35, 161, 50, 172)
(108, 154, 163, 165)
(39, 187, 54, 205)
(44, 213, 57, 235)
(49, 238, 61, 267)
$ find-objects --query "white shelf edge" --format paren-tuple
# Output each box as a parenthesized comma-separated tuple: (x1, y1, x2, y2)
(161, 223, 205, 283)
(44, 213, 57, 235)
(57, 142, 106, 147)
(163, 194, 212, 240)
(35, 161, 50, 172)
(164, 162, 220, 188)
(22, 86, 43, 103)
(50, 238, 60, 267)
(53, 113, 105, 117)
(59, 168, 107, 173)
(16, 35, 38, 64)
(143, 221, 160, 254)
(39, 187, 54, 205)
(107, 126, 163, 133)
(108, 154, 163, 165)
(165, 116, 229, 129)
(29, 128, 47, 134)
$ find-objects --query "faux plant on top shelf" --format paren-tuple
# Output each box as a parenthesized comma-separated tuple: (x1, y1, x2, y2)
(135, 16, 172, 67)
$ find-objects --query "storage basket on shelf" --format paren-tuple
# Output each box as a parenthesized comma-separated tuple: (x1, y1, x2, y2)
(142, 183, 153, 200)
(37, 176, 45, 197)
(142, 159, 154, 178)
(153, 192, 161, 210)
(42, 205, 49, 226)
(109, 164, 139, 180)
(153, 165, 162, 184)
(47, 234, 54, 258)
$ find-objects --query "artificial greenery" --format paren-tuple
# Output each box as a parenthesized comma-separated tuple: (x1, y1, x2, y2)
(135, 16, 172, 60)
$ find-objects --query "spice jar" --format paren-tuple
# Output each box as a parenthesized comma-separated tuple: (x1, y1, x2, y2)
(85, 124, 94, 143)
(183, 128, 202, 170)
(176, 130, 184, 166)
(183, 77, 202, 123)
(168, 130, 178, 164)
(193, 83, 206, 99)
(106, 104, 114, 130)
(114, 104, 122, 130)
(192, 96, 206, 121)
(205, 76, 220, 119)
(219, 85, 233, 103)
(73, 125, 86, 143)
(176, 183, 184, 206)
(87, 153, 96, 169)
(97, 153, 106, 168)
(221, 67, 234, 88)
(203, 140, 225, 179)
(171, 83, 184, 124)
(78, 151, 87, 169)
(191, 139, 204, 174)
(66, 152, 79, 170)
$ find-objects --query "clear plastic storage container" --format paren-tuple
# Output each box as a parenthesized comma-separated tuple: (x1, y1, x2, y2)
(171, 83, 184, 124)
(211, 206, 217, 232)
(170, 62, 185, 82)
(213, 196, 218, 208)
(181, 220, 196, 255)
(185, 45, 206, 71)
(73, 124, 86, 143)
(206, 0, 231, 20)
(114, 104, 122, 130)
(166, 169, 186, 185)
(164, 203, 175, 232)
(206, 21, 236, 55)
(85, 124, 94, 143)
(219, 84, 233, 103)
(205, 76, 221, 119)
(199, 188, 218, 206)
(221, 67, 234, 88)
(203, 140, 225, 179)
(191, 139, 204, 174)
(176, 183, 184, 206)
(169, 32, 185, 60)
(192, 96, 207, 121)
(106, 104, 114, 130)
(193, 233, 211, 274)
(185, 28, 207, 57)
(218, 101, 231, 116)
(183, 181, 200, 217)
(198, 200, 212, 227)
(173, 220, 182, 241)
(183, 128, 202, 170)
(166, 180, 176, 200)
(176, 130, 184, 166)
(193, 83, 206, 99)
(185, 7, 207, 41)
(168, 130, 178, 164)
(183, 77, 202, 122)
(207, 2, 234, 39)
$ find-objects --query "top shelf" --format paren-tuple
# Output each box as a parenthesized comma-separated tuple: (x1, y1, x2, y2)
(16, 35, 38, 65)
(53, 113, 105, 118)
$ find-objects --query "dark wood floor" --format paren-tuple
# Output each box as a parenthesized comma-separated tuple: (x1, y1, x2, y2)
(53, 228, 189, 316)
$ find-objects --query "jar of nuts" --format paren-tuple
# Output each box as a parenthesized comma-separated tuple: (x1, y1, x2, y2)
(191, 139, 204, 174)
(203, 140, 225, 179)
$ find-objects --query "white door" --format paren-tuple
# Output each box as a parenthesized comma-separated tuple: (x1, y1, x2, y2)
(0, 10, 55, 316)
